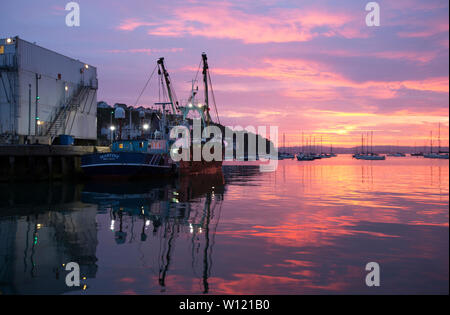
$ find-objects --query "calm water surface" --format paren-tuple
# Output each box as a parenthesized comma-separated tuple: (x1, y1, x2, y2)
(0, 155, 448, 294)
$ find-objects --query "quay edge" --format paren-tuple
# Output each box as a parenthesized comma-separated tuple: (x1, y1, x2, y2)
(0, 145, 110, 181)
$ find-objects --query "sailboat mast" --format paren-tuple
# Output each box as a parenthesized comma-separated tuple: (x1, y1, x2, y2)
(371, 131, 373, 154)
(302, 131, 304, 153)
(361, 134, 364, 154)
(430, 131, 433, 153)
(321, 136, 323, 154)
(438, 122, 441, 153)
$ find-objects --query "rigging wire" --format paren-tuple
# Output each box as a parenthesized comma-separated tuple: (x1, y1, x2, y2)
(194, 58, 202, 85)
(133, 64, 158, 108)
(207, 71, 220, 125)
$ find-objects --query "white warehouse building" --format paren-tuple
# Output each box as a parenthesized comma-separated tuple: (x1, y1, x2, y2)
(0, 36, 97, 144)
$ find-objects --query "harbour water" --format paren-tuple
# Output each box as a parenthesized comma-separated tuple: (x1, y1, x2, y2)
(0, 155, 448, 294)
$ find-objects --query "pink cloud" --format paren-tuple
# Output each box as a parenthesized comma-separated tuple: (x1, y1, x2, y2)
(209, 58, 449, 94)
(118, 4, 364, 43)
(117, 18, 155, 31)
(105, 47, 184, 55)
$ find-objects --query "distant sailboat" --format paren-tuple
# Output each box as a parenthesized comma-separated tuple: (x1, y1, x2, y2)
(424, 123, 449, 159)
(353, 132, 385, 160)
(278, 133, 295, 159)
(387, 140, 406, 157)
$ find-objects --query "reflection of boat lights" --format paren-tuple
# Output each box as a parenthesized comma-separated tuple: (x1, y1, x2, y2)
(110, 220, 115, 231)
(145, 220, 150, 226)
(173, 191, 179, 196)
(189, 223, 194, 234)
(198, 227, 202, 233)
(172, 197, 179, 203)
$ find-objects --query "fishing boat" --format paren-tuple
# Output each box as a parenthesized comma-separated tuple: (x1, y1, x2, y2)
(81, 54, 223, 179)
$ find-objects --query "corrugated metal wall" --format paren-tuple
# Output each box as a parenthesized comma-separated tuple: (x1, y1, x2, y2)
(0, 36, 97, 142)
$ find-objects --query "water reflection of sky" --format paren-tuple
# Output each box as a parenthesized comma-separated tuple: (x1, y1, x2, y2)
(0, 156, 448, 294)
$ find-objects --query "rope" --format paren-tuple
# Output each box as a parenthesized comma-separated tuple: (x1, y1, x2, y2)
(133, 64, 158, 107)
(207, 71, 220, 125)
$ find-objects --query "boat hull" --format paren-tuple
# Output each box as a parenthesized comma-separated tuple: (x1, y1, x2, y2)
(178, 160, 223, 175)
(81, 152, 173, 179)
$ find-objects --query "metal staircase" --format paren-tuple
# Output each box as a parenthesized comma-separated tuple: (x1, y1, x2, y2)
(44, 85, 92, 139)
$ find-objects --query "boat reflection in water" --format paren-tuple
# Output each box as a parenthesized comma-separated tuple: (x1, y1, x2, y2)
(0, 182, 98, 295)
(81, 172, 226, 293)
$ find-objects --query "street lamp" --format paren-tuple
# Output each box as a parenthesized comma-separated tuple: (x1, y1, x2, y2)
(110, 125, 116, 143)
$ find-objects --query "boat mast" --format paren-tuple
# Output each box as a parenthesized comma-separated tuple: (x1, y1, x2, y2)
(438, 122, 441, 153)
(202, 53, 213, 124)
(361, 134, 364, 154)
(371, 131, 373, 154)
(157, 57, 177, 114)
(430, 131, 433, 153)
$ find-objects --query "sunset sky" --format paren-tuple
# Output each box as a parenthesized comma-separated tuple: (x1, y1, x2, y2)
(1, 0, 448, 147)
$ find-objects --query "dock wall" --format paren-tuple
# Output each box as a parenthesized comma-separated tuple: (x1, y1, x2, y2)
(0, 145, 109, 181)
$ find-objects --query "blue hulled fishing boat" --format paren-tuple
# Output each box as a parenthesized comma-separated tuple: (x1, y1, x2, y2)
(81, 53, 223, 179)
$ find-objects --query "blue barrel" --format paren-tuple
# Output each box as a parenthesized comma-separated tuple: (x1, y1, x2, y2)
(59, 135, 74, 145)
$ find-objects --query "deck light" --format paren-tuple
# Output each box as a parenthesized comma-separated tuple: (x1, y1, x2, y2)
(6, 38, 12, 44)
(110, 125, 116, 131)
(65, 85, 68, 91)
(84, 64, 89, 69)
(143, 123, 149, 130)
